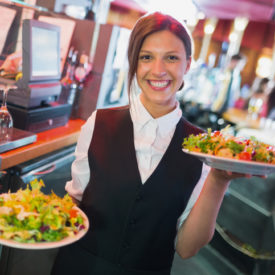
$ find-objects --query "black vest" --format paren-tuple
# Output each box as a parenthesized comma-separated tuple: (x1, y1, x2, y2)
(76, 106, 204, 273)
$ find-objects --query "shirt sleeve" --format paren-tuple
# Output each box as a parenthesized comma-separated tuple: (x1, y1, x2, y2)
(65, 110, 97, 201)
(176, 163, 211, 229)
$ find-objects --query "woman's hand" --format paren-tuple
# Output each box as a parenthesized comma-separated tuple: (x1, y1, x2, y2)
(209, 168, 267, 184)
(71, 196, 80, 206)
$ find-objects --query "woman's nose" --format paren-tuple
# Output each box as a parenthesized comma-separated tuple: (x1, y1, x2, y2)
(151, 59, 167, 77)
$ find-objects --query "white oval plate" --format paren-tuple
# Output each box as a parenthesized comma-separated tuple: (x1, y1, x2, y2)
(182, 149, 275, 176)
(0, 207, 89, 250)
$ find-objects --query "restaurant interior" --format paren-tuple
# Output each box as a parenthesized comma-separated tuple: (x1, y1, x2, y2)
(0, 0, 274, 275)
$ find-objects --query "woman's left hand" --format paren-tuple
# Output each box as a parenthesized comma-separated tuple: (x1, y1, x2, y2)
(210, 167, 267, 184)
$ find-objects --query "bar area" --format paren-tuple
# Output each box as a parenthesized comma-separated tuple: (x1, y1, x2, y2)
(0, 1, 274, 275)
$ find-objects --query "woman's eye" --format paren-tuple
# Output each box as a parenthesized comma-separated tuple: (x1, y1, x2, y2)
(167, 55, 179, 61)
(139, 55, 151, 61)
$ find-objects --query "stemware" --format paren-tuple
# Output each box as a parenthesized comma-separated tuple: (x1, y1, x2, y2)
(0, 82, 14, 141)
(247, 97, 263, 120)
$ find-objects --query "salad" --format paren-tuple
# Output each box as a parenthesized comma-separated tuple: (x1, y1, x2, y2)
(0, 179, 86, 243)
(182, 128, 275, 164)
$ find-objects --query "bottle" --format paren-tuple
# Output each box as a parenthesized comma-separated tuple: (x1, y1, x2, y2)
(61, 46, 74, 79)
(59, 49, 78, 106)
(61, 49, 78, 87)
(70, 53, 91, 119)
(74, 54, 89, 84)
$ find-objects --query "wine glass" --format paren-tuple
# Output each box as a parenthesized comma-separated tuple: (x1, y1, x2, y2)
(247, 97, 263, 120)
(0, 83, 14, 141)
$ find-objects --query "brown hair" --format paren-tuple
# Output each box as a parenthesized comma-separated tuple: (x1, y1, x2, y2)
(127, 12, 193, 93)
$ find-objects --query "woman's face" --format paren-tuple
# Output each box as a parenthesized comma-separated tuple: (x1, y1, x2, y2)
(136, 30, 191, 118)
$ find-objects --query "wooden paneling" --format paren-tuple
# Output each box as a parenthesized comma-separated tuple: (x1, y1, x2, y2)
(193, 37, 203, 61)
(77, 73, 102, 120)
(207, 40, 222, 67)
(239, 47, 259, 86)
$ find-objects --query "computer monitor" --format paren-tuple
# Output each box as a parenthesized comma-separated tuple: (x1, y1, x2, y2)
(22, 19, 61, 83)
(38, 15, 76, 74)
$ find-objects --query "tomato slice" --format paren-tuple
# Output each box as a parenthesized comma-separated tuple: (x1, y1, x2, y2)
(238, 151, 252, 160)
(69, 209, 78, 218)
(213, 131, 221, 137)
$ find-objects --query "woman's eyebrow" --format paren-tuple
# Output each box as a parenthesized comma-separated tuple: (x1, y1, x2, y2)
(140, 50, 180, 54)
(139, 50, 151, 53)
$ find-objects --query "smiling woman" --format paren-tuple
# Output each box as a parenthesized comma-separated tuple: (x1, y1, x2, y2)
(51, 11, 259, 275)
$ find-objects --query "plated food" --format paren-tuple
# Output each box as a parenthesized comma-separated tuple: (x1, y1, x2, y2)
(182, 128, 275, 175)
(183, 128, 275, 163)
(0, 179, 88, 249)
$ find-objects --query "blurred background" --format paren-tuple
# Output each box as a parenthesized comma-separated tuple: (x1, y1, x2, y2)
(0, 1, 274, 275)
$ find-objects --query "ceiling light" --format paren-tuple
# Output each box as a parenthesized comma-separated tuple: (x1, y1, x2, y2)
(137, 0, 199, 24)
(234, 17, 249, 32)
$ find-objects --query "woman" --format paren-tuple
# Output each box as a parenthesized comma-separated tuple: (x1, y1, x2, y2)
(52, 12, 249, 275)
(246, 77, 270, 117)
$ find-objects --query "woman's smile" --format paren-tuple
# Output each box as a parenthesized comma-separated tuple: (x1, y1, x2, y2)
(147, 80, 171, 90)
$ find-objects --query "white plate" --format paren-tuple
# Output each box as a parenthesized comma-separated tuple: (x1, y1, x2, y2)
(182, 149, 275, 176)
(0, 207, 89, 250)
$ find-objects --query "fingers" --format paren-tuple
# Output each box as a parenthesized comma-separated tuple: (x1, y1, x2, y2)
(225, 170, 267, 179)
(211, 168, 267, 181)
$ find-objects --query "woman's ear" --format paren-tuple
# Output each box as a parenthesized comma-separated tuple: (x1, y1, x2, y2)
(184, 57, 192, 74)
(178, 81, 184, 91)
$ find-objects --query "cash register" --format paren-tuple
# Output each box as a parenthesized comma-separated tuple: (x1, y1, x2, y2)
(5, 19, 71, 133)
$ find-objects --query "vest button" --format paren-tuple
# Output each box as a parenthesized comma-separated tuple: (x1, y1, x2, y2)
(129, 218, 136, 226)
(123, 242, 130, 249)
(136, 195, 142, 201)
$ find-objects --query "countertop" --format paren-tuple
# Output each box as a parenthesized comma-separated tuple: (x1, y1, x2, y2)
(222, 108, 261, 129)
(0, 119, 85, 170)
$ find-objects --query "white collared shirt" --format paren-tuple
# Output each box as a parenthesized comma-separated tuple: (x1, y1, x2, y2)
(65, 94, 210, 227)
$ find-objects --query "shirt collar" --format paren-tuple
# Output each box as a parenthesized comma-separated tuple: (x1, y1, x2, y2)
(156, 102, 182, 137)
(130, 93, 182, 137)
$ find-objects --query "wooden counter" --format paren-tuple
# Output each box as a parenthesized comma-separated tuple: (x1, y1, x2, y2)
(222, 108, 261, 129)
(0, 119, 85, 170)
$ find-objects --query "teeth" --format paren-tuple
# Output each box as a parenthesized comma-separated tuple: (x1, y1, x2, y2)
(149, 80, 169, 87)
